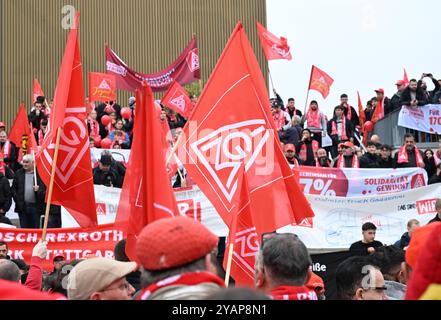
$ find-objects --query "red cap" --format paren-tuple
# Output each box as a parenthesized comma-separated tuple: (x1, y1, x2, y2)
(136, 216, 218, 271)
(375, 88, 385, 94)
(306, 271, 325, 295)
(0, 122, 5, 128)
(396, 80, 405, 86)
(342, 141, 354, 148)
(285, 144, 296, 152)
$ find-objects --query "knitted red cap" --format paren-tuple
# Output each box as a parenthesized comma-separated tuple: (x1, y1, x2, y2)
(136, 216, 219, 271)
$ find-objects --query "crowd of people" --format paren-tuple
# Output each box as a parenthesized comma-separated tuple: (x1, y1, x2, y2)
(0, 71, 440, 300)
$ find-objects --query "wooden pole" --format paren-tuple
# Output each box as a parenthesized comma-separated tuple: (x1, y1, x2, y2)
(166, 133, 183, 166)
(303, 66, 314, 115)
(31, 150, 37, 187)
(268, 68, 276, 92)
(224, 243, 235, 287)
(41, 127, 62, 241)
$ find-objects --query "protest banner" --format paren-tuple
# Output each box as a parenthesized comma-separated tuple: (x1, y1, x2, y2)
(292, 166, 427, 197)
(398, 104, 441, 134)
(0, 224, 124, 271)
(105, 37, 200, 92)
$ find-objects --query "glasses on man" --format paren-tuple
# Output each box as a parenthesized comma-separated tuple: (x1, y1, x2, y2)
(100, 280, 132, 292)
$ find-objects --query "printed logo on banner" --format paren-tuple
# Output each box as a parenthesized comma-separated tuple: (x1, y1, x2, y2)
(190, 120, 270, 204)
(177, 199, 202, 222)
(292, 218, 314, 228)
(232, 227, 259, 279)
(411, 173, 426, 189)
(186, 49, 200, 73)
(170, 95, 186, 113)
(96, 203, 107, 216)
(416, 199, 437, 215)
(98, 79, 111, 90)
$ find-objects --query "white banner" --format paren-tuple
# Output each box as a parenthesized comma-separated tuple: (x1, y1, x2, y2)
(398, 104, 441, 134)
(61, 183, 441, 250)
(280, 184, 441, 249)
(293, 167, 428, 197)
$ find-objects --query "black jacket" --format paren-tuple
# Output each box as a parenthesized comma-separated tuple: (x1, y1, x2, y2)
(424, 156, 437, 179)
(333, 155, 358, 168)
(428, 173, 441, 185)
(428, 214, 441, 224)
(93, 166, 123, 188)
(378, 156, 394, 169)
(296, 140, 316, 167)
(28, 110, 46, 131)
(1, 141, 18, 169)
(280, 126, 300, 146)
(399, 88, 428, 106)
(335, 105, 359, 127)
(349, 240, 383, 256)
(327, 117, 354, 145)
(11, 169, 46, 215)
(382, 97, 393, 116)
(167, 114, 186, 129)
(390, 92, 403, 112)
(359, 153, 379, 169)
(0, 175, 12, 212)
(394, 232, 411, 249)
(393, 148, 425, 168)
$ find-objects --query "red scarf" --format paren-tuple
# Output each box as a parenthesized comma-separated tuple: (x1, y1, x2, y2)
(273, 110, 286, 130)
(299, 140, 319, 162)
(306, 107, 322, 128)
(269, 286, 318, 300)
(331, 117, 348, 141)
(0, 153, 5, 175)
(0, 141, 10, 159)
(434, 150, 441, 167)
(397, 145, 424, 167)
(88, 119, 100, 138)
(138, 271, 225, 300)
(337, 154, 360, 168)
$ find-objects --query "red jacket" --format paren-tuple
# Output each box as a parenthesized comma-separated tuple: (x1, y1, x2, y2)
(0, 279, 65, 300)
(24, 256, 44, 291)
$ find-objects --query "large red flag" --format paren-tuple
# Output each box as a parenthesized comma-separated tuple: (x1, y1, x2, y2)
(161, 81, 194, 118)
(36, 13, 97, 228)
(115, 83, 179, 261)
(89, 72, 117, 102)
(178, 22, 314, 283)
(33, 79, 45, 104)
(256, 21, 292, 61)
(357, 91, 366, 128)
(371, 95, 384, 124)
(8, 102, 31, 149)
(308, 65, 334, 99)
(403, 68, 409, 85)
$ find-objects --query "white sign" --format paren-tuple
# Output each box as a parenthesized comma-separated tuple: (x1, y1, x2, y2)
(398, 104, 441, 134)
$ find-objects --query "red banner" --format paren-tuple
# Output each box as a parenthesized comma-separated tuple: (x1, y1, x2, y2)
(89, 72, 117, 102)
(105, 37, 200, 92)
(0, 224, 124, 271)
(308, 65, 334, 99)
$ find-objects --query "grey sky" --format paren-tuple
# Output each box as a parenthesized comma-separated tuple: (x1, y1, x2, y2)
(266, 0, 440, 118)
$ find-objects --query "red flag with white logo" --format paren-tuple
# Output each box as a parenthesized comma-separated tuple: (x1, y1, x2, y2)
(256, 21, 292, 61)
(33, 79, 45, 104)
(308, 65, 334, 99)
(115, 83, 178, 261)
(89, 72, 117, 102)
(36, 13, 97, 228)
(178, 22, 314, 283)
(161, 81, 193, 118)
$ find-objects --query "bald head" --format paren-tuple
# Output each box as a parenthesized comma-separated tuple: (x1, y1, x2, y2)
(0, 259, 20, 282)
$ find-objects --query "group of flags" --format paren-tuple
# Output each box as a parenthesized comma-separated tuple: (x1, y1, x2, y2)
(6, 17, 411, 285)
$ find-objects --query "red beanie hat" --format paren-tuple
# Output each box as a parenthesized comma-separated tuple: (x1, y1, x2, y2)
(136, 216, 219, 271)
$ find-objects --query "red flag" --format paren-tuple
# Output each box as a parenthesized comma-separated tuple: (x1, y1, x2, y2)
(357, 91, 366, 128)
(33, 79, 45, 104)
(36, 13, 97, 228)
(89, 72, 117, 102)
(256, 21, 292, 61)
(115, 83, 179, 261)
(8, 102, 31, 148)
(178, 22, 314, 271)
(371, 97, 384, 124)
(403, 68, 409, 85)
(308, 65, 334, 99)
(28, 123, 38, 155)
(161, 81, 194, 118)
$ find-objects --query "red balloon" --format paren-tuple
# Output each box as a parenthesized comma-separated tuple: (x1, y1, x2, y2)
(101, 138, 112, 149)
(93, 136, 102, 147)
(364, 121, 374, 132)
(101, 115, 111, 126)
(121, 107, 131, 120)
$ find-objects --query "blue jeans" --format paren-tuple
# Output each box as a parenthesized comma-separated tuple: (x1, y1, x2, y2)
(19, 204, 42, 229)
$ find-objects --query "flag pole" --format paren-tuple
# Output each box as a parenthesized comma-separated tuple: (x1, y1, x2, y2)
(224, 242, 235, 286)
(32, 150, 37, 187)
(268, 68, 276, 92)
(303, 66, 313, 115)
(166, 133, 183, 166)
(41, 127, 62, 241)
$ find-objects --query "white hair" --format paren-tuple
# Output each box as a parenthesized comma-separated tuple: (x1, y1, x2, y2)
(22, 154, 34, 163)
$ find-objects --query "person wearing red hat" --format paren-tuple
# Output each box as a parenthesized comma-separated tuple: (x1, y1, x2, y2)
(333, 141, 359, 168)
(327, 105, 354, 158)
(136, 216, 225, 300)
(283, 143, 301, 166)
(390, 80, 408, 112)
(255, 233, 319, 300)
(374, 88, 392, 116)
